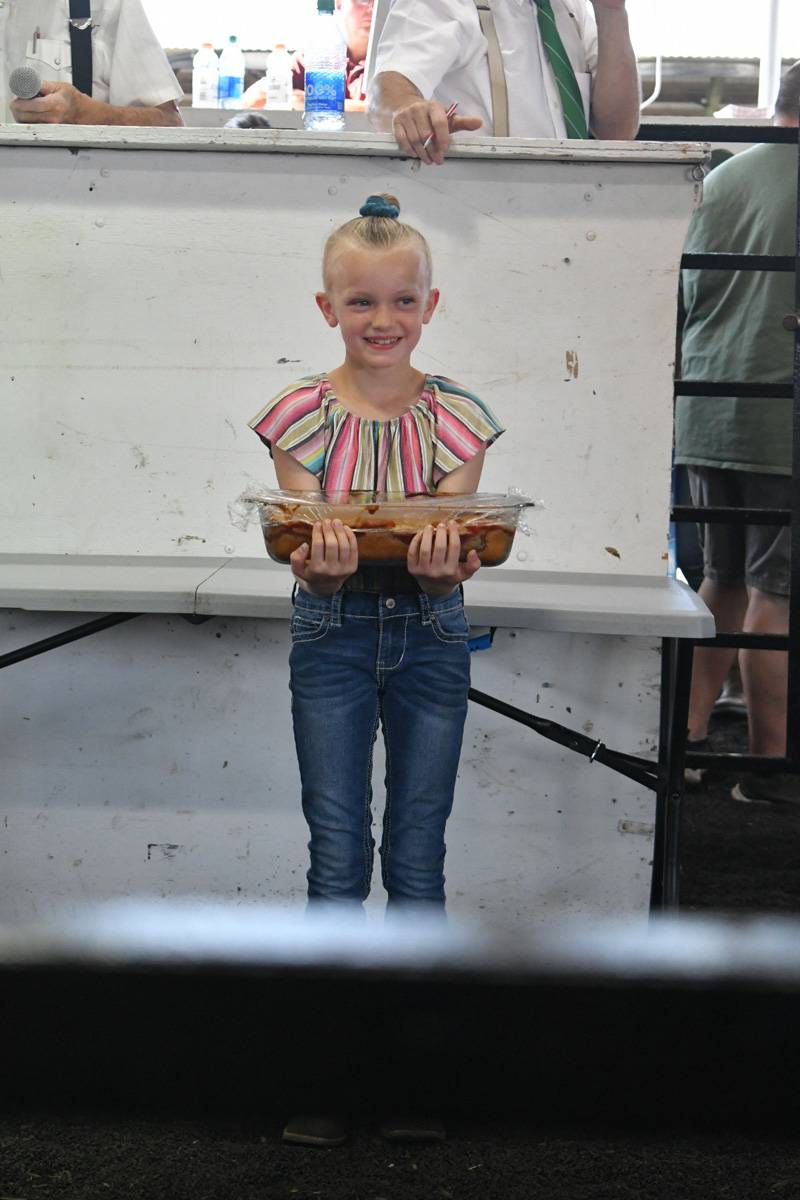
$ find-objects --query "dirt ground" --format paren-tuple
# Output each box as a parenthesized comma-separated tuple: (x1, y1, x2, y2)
(3, 709, 800, 1200)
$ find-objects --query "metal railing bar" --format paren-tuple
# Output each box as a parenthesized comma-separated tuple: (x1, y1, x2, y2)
(787, 129, 800, 758)
(685, 753, 794, 773)
(671, 505, 790, 525)
(681, 253, 797, 272)
(694, 633, 789, 650)
(654, 116, 800, 904)
(674, 381, 792, 398)
(639, 123, 798, 145)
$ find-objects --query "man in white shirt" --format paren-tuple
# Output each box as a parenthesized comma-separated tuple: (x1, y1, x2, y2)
(1, 0, 183, 126)
(368, 0, 639, 163)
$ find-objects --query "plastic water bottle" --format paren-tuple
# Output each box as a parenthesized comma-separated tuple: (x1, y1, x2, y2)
(192, 43, 220, 108)
(218, 36, 246, 110)
(303, 0, 347, 132)
(266, 44, 293, 110)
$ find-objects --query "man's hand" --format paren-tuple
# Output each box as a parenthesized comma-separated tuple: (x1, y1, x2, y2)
(290, 519, 359, 596)
(393, 98, 482, 165)
(407, 521, 481, 595)
(11, 83, 182, 127)
(11, 80, 87, 125)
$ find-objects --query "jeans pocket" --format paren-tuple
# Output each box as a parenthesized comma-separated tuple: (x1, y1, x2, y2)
(290, 613, 330, 644)
(290, 598, 332, 644)
(430, 603, 470, 644)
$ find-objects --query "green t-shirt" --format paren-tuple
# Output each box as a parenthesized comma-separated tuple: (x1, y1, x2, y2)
(675, 143, 797, 475)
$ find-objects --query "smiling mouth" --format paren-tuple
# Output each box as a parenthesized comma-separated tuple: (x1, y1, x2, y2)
(365, 336, 401, 347)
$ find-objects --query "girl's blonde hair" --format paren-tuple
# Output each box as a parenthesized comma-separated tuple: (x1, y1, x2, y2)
(322, 193, 433, 290)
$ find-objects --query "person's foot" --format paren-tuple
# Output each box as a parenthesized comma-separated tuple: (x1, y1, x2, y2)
(685, 736, 710, 787)
(379, 1115, 446, 1142)
(731, 773, 800, 806)
(282, 1115, 348, 1147)
(713, 676, 747, 716)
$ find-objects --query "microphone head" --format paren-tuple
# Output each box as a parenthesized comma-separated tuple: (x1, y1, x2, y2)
(9, 65, 43, 100)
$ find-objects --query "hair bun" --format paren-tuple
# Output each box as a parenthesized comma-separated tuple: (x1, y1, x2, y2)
(359, 194, 401, 220)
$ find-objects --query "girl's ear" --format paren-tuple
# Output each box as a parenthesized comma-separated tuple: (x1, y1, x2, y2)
(315, 292, 339, 327)
(422, 287, 440, 325)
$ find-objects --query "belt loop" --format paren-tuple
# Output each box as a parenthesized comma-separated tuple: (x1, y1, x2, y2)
(418, 591, 432, 625)
(330, 588, 343, 627)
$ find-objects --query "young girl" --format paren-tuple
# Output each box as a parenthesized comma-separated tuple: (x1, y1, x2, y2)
(248, 193, 504, 913)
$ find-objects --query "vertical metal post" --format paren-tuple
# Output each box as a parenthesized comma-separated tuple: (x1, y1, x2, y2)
(652, 638, 671, 907)
(650, 638, 672, 911)
(787, 122, 800, 769)
(652, 637, 694, 913)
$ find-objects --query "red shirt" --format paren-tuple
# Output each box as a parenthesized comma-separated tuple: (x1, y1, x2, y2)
(291, 50, 366, 102)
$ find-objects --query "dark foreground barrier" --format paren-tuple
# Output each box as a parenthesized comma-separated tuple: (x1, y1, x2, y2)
(2, 902, 800, 1129)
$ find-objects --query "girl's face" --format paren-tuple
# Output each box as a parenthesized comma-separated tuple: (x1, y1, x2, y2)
(316, 244, 439, 371)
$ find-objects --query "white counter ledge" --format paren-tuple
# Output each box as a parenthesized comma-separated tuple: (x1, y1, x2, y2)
(0, 554, 714, 639)
(0, 124, 709, 164)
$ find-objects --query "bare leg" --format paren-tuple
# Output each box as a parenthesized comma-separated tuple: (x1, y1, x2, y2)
(740, 588, 789, 757)
(687, 578, 748, 741)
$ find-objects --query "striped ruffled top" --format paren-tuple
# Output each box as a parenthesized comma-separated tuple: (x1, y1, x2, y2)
(248, 373, 504, 494)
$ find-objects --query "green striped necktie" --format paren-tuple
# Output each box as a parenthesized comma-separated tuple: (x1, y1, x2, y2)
(535, 0, 589, 138)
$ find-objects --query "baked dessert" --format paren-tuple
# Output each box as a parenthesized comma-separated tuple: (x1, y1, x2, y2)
(259, 496, 523, 567)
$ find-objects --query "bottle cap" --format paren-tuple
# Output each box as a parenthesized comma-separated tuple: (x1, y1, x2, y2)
(229, 35, 238, 43)
(317, 0, 335, 13)
(275, 43, 287, 50)
(201, 42, 214, 48)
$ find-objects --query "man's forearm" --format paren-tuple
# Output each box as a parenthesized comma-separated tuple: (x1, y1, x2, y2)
(366, 70, 423, 129)
(590, 8, 640, 139)
(76, 97, 183, 127)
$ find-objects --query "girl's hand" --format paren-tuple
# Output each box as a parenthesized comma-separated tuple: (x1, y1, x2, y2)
(407, 521, 481, 596)
(290, 519, 359, 596)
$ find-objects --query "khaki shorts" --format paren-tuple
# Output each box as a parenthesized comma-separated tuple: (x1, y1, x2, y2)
(687, 466, 791, 596)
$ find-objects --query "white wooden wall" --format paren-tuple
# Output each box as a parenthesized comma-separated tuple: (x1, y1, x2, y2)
(0, 130, 703, 575)
(0, 131, 705, 925)
(0, 610, 660, 924)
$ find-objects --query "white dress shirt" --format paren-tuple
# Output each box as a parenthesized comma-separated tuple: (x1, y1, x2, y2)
(372, 0, 599, 139)
(0, 0, 183, 123)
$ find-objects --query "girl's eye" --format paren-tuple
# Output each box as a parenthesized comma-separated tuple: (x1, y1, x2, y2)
(399, 297, 416, 306)
(350, 299, 371, 307)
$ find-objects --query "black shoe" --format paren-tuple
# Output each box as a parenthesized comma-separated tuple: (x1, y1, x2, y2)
(379, 1115, 446, 1142)
(282, 1115, 348, 1147)
(732, 773, 800, 806)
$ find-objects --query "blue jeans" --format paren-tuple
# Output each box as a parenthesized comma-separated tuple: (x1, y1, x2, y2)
(289, 586, 471, 907)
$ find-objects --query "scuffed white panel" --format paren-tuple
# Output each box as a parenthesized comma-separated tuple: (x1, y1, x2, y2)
(0, 612, 658, 926)
(0, 140, 699, 574)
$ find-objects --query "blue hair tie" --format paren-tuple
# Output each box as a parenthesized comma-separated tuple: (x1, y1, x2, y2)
(359, 195, 400, 219)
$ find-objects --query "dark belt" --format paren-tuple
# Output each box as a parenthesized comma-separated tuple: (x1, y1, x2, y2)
(344, 565, 421, 595)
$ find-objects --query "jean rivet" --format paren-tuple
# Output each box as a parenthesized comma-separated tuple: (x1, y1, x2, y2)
(385, 597, 396, 609)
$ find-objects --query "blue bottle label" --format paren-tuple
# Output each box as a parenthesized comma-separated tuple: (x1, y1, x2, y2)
(305, 70, 345, 113)
(219, 75, 243, 103)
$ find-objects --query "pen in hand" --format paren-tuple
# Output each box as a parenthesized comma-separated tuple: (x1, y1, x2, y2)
(422, 102, 459, 152)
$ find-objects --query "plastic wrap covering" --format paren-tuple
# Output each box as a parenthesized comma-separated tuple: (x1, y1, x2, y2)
(231, 489, 535, 567)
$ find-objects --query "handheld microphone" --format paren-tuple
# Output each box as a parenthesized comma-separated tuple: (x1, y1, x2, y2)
(9, 65, 44, 100)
